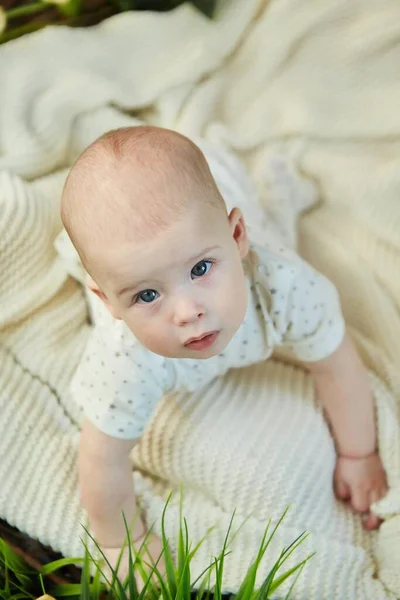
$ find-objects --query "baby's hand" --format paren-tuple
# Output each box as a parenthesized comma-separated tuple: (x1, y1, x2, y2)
(334, 452, 388, 530)
(101, 531, 165, 593)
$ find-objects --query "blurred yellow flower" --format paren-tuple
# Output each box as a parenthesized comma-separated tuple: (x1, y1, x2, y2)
(0, 7, 7, 36)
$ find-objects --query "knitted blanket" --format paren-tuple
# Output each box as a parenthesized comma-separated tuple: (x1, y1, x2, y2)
(1, 1, 400, 598)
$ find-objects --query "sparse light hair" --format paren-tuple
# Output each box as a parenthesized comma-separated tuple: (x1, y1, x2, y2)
(61, 126, 226, 272)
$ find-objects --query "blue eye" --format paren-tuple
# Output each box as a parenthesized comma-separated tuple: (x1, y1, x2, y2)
(191, 260, 213, 279)
(137, 289, 158, 304)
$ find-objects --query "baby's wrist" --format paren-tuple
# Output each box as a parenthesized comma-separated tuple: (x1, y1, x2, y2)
(338, 448, 377, 460)
(99, 523, 146, 549)
(94, 515, 147, 549)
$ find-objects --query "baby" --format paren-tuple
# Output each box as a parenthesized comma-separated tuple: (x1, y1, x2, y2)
(61, 126, 388, 580)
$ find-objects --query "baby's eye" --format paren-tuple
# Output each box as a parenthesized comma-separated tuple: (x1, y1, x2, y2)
(136, 289, 159, 304)
(191, 260, 213, 279)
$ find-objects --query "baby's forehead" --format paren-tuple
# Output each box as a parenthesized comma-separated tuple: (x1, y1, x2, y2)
(62, 127, 226, 271)
(79, 186, 217, 272)
(90, 202, 228, 292)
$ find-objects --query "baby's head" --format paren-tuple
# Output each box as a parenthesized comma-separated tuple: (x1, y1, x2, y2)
(61, 126, 249, 359)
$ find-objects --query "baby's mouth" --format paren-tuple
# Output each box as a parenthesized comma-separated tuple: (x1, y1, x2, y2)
(184, 331, 219, 351)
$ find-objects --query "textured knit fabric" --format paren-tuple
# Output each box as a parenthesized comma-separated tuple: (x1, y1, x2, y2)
(1, 1, 400, 599)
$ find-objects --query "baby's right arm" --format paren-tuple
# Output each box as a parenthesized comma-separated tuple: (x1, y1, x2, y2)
(78, 418, 144, 548)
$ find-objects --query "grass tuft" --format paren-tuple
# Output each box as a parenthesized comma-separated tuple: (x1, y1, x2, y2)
(0, 496, 313, 599)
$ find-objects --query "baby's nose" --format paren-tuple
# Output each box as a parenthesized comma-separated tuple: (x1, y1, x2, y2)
(173, 297, 204, 325)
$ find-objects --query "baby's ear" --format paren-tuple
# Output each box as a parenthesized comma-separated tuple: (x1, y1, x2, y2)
(87, 277, 121, 320)
(228, 208, 249, 259)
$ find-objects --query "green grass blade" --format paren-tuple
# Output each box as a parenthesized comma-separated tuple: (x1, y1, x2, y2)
(39, 556, 83, 576)
(284, 562, 305, 600)
(78, 528, 114, 589)
(269, 553, 315, 595)
(226, 513, 252, 549)
(107, 534, 131, 598)
(212, 509, 236, 598)
(214, 556, 224, 600)
(0, 538, 24, 568)
(38, 573, 46, 597)
(188, 525, 214, 563)
(135, 526, 165, 599)
(175, 518, 191, 600)
(0, 580, 35, 599)
(177, 511, 186, 575)
(135, 553, 163, 599)
(48, 582, 85, 595)
(79, 530, 126, 597)
(233, 511, 292, 600)
(80, 547, 91, 600)
(152, 561, 171, 600)
(277, 533, 310, 569)
(234, 561, 259, 600)
(282, 531, 308, 555)
(126, 537, 139, 599)
(0, 540, 34, 588)
(176, 553, 191, 600)
(233, 517, 274, 600)
(195, 565, 212, 600)
(241, 507, 294, 599)
(263, 507, 289, 554)
(195, 557, 217, 600)
(120, 510, 140, 600)
(161, 493, 177, 599)
(191, 560, 219, 591)
(91, 563, 106, 599)
(255, 551, 285, 600)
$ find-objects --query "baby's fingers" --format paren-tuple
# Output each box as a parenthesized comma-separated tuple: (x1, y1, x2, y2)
(334, 479, 351, 501)
(362, 486, 388, 530)
(362, 512, 382, 531)
(350, 488, 370, 514)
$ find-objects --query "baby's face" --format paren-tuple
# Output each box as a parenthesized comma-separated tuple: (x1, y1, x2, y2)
(93, 204, 249, 359)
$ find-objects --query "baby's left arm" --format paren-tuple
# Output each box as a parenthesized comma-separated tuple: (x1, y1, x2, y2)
(303, 332, 388, 529)
(268, 256, 389, 527)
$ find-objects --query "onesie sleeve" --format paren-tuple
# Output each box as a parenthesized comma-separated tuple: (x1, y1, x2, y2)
(71, 321, 169, 439)
(254, 246, 346, 362)
(280, 262, 346, 362)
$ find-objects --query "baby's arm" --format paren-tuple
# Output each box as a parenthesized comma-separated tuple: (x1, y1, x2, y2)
(79, 419, 163, 585)
(78, 418, 142, 547)
(304, 332, 388, 528)
(70, 318, 167, 582)
(305, 332, 376, 458)
(267, 253, 389, 527)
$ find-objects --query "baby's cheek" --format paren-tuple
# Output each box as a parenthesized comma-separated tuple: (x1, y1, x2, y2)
(224, 270, 247, 318)
(124, 313, 152, 344)
(138, 319, 171, 355)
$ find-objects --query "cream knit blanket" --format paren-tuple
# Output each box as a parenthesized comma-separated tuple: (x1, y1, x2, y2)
(1, 1, 400, 598)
